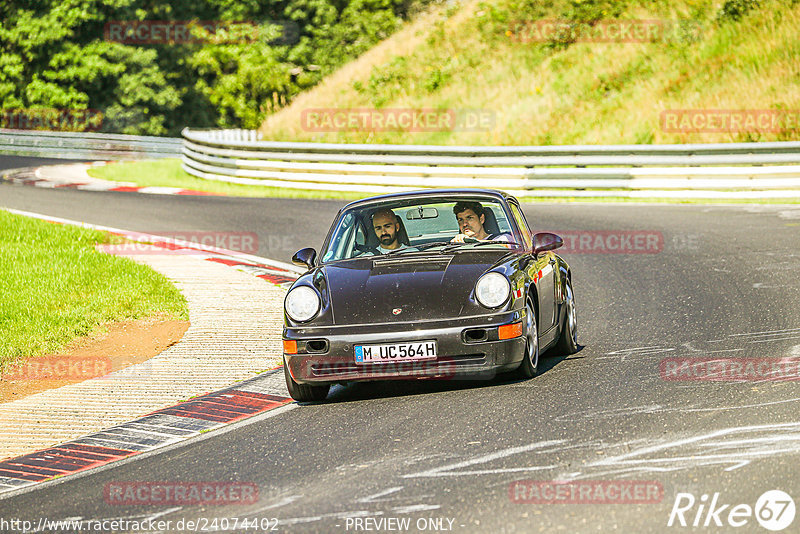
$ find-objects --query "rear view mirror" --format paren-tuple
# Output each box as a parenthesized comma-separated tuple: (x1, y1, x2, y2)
(533, 232, 563, 254)
(406, 207, 439, 220)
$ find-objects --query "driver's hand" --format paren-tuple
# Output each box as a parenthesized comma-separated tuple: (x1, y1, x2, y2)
(450, 230, 475, 243)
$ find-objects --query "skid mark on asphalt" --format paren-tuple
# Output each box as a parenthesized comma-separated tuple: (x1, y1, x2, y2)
(555, 397, 800, 423)
(729, 327, 800, 338)
(563, 421, 800, 479)
(593, 346, 676, 362)
(402, 441, 564, 478)
(357, 486, 404, 503)
(680, 341, 742, 354)
(391, 504, 442, 513)
(382, 422, 800, 486)
(596, 327, 800, 366)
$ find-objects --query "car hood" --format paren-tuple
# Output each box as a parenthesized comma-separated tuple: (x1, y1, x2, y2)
(322, 251, 509, 324)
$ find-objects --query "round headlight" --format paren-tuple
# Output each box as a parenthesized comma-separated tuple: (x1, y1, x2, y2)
(475, 272, 510, 308)
(285, 286, 321, 322)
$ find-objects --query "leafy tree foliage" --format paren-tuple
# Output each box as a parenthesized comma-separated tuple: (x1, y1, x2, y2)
(1, 0, 428, 134)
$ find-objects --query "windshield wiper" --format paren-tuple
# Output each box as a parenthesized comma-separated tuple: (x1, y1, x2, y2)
(439, 242, 472, 253)
(385, 246, 416, 255)
(440, 240, 523, 253)
(473, 240, 522, 248)
(405, 241, 452, 252)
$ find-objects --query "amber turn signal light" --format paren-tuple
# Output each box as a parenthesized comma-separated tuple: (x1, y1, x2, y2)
(498, 322, 523, 340)
(283, 339, 298, 354)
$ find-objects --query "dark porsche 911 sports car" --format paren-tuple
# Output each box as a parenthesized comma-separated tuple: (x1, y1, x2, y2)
(282, 189, 577, 401)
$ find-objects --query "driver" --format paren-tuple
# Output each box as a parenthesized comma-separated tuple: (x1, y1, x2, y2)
(371, 209, 412, 253)
(450, 201, 512, 244)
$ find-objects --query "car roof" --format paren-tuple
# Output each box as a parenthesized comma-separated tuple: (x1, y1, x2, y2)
(341, 188, 514, 211)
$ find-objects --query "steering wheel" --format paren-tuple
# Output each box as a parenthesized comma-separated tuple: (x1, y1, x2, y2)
(353, 243, 380, 255)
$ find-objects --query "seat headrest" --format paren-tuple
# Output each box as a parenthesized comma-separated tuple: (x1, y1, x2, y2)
(482, 208, 501, 236)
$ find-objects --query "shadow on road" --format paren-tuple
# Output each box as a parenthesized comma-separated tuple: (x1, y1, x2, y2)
(308, 345, 586, 404)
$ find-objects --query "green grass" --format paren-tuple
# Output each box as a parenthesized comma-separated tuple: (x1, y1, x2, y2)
(87, 159, 370, 200)
(0, 211, 188, 373)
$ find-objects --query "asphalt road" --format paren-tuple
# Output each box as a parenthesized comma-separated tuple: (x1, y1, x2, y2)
(2, 158, 800, 533)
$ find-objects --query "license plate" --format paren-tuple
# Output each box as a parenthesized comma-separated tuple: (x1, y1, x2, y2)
(355, 341, 437, 364)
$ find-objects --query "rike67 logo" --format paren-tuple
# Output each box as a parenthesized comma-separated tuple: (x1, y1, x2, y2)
(668, 490, 795, 531)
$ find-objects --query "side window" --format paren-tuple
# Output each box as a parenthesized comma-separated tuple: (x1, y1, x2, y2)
(354, 222, 367, 252)
(509, 202, 532, 249)
(355, 223, 366, 245)
(488, 205, 513, 234)
(323, 212, 355, 262)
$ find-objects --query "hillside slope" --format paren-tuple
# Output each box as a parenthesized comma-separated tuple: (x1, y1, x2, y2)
(260, 0, 800, 145)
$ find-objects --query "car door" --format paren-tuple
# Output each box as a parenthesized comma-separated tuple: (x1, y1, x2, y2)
(509, 200, 556, 332)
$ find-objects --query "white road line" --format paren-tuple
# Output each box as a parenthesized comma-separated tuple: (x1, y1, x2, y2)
(357, 487, 404, 503)
(403, 440, 564, 478)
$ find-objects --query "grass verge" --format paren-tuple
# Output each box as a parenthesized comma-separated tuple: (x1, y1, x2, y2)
(86, 159, 800, 204)
(87, 159, 370, 200)
(0, 210, 189, 374)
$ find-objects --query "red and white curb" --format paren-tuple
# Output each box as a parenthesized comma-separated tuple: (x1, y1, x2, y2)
(0, 210, 305, 496)
(0, 369, 291, 495)
(1, 164, 222, 196)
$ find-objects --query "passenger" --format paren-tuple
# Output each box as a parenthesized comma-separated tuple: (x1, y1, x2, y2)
(450, 201, 512, 244)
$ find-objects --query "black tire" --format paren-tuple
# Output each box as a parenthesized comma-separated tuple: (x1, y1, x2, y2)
(284, 358, 330, 402)
(516, 300, 539, 378)
(555, 278, 578, 355)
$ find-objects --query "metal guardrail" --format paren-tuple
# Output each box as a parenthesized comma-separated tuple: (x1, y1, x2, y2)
(181, 128, 800, 197)
(3, 127, 798, 197)
(0, 129, 181, 160)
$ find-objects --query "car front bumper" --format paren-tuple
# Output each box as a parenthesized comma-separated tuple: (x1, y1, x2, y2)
(283, 311, 526, 384)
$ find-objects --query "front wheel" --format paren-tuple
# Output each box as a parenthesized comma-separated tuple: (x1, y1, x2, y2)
(284, 358, 330, 402)
(515, 301, 539, 378)
(555, 278, 578, 355)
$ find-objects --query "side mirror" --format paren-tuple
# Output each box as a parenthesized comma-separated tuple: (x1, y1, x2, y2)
(292, 247, 317, 270)
(533, 232, 563, 255)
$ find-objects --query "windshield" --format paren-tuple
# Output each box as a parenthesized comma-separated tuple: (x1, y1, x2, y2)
(321, 197, 517, 262)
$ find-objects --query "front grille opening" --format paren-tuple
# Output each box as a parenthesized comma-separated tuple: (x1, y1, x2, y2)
(464, 328, 489, 343)
(306, 339, 329, 353)
(310, 354, 486, 376)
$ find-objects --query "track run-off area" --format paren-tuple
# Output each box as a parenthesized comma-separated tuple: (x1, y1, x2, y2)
(2, 155, 800, 532)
